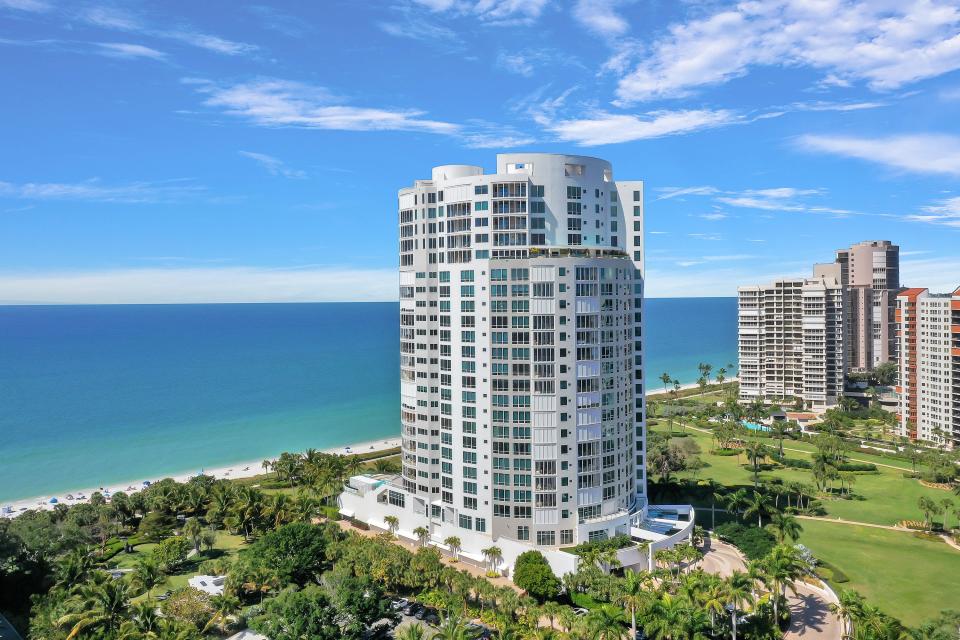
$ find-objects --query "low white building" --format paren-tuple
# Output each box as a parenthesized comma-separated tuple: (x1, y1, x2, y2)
(339, 475, 695, 577)
(188, 575, 225, 596)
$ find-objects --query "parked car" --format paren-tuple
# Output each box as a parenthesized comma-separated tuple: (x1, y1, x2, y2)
(392, 598, 409, 610)
(467, 623, 491, 638)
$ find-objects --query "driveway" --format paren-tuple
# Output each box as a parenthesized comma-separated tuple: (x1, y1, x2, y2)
(699, 537, 842, 640)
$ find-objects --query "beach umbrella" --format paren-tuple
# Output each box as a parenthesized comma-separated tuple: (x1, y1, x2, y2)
(142, 480, 151, 486)
(49, 497, 58, 504)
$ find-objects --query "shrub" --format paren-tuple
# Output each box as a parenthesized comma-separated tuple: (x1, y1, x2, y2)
(781, 458, 812, 469)
(816, 560, 849, 583)
(513, 551, 561, 602)
(837, 462, 877, 472)
(713, 523, 776, 560)
(712, 448, 739, 456)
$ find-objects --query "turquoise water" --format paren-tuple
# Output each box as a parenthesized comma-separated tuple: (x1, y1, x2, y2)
(0, 298, 736, 502)
(742, 421, 770, 432)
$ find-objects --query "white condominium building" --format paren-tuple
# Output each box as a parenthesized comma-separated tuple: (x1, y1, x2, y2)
(896, 287, 960, 449)
(836, 240, 900, 371)
(341, 153, 649, 574)
(738, 263, 846, 409)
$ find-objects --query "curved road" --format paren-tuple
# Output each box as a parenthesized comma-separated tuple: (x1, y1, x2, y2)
(699, 537, 842, 640)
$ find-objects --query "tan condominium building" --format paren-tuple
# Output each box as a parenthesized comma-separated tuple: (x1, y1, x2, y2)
(739, 263, 846, 409)
(896, 286, 960, 449)
(836, 240, 900, 371)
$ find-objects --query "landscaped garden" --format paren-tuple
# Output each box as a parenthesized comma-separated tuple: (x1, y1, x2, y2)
(646, 371, 960, 633)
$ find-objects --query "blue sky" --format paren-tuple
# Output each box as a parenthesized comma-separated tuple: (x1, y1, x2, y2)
(1, 0, 959, 303)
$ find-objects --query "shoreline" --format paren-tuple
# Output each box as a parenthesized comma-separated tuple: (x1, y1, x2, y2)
(647, 377, 738, 397)
(1, 436, 401, 519)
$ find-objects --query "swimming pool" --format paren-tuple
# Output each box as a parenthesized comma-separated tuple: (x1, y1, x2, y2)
(741, 420, 770, 432)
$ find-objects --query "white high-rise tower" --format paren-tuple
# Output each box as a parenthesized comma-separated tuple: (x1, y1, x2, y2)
(342, 153, 650, 572)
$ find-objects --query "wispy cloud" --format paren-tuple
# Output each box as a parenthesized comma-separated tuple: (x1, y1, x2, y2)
(904, 196, 960, 228)
(572, 0, 632, 36)
(797, 133, 960, 178)
(615, 0, 960, 103)
(191, 78, 460, 134)
(656, 186, 719, 200)
(700, 213, 727, 221)
(0, 0, 50, 10)
(901, 257, 960, 292)
(0, 266, 397, 304)
(410, 0, 548, 23)
(496, 50, 535, 76)
(239, 151, 306, 179)
(95, 42, 167, 61)
(544, 109, 741, 146)
(0, 178, 202, 203)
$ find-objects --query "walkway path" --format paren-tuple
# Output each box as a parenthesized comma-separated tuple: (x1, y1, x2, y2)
(699, 537, 841, 640)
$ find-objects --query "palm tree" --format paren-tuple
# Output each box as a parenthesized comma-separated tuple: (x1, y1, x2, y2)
(759, 545, 807, 624)
(183, 516, 203, 553)
(373, 458, 401, 474)
(769, 421, 790, 459)
(697, 376, 708, 396)
(918, 496, 941, 531)
(716, 367, 727, 389)
(130, 557, 163, 599)
(433, 614, 477, 640)
(644, 594, 695, 640)
(384, 515, 400, 537)
(660, 372, 672, 395)
(203, 593, 241, 634)
(744, 441, 769, 488)
(398, 623, 429, 640)
(481, 546, 503, 574)
(58, 578, 132, 640)
(414, 526, 430, 547)
(724, 571, 754, 640)
(940, 498, 954, 531)
(768, 513, 802, 543)
(617, 569, 651, 640)
(445, 536, 462, 561)
(585, 605, 628, 640)
(744, 491, 775, 528)
(830, 589, 864, 639)
(672, 379, 681, 397)
(724, 488, 750, 520)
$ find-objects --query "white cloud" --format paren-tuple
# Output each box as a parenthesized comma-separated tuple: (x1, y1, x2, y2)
(655, 186, 719, 200)
(616, 0, 960, 103)
(546, 109, 741, 146)
(905, 196, 960, 227)
(700, 213, 727, 220)
(95, 42, 167, 60)
(496, 51, 534, 76)
(410, 0, 547, 22)
(798, 133, 960, 177)
(0, 178, 201, 203)
(238, 151, 306, 179)
(573, 0, 631, 36)
(0, 267, 397, 304)
(86, 6, 256, 55)
(193, 78, 460, 134)
(0, 0, 49, 10)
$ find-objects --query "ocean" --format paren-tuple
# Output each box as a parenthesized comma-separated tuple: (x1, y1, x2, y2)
(0, 298, 736, 503)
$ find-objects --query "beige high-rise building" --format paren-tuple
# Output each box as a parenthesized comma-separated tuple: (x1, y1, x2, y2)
(896, 286, 960, 449)
(835, 241, 900, 371)
(738, 263, 846, 409)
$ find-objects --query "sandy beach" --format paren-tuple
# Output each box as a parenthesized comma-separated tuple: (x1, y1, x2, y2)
(1, 436, 402, 519)
(647, 377, 738, 397)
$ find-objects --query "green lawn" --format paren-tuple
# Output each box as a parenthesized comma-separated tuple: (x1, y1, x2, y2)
(115, 531, 249, 599)
(654, 423, 954, 527)
(798, 519, 960, 627)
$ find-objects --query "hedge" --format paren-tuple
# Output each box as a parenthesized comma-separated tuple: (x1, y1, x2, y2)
(713, 522, 776, 560)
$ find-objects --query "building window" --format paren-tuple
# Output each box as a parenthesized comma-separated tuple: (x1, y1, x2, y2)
(475, 518, 486, 533)
(536, 531, 556, 546)
(633, 190, 640, 201)
(560, 530, 573, 545)
(517, 525, 530, 540)
(459, 514, 473, 529)
(388, 491, 405, 508)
